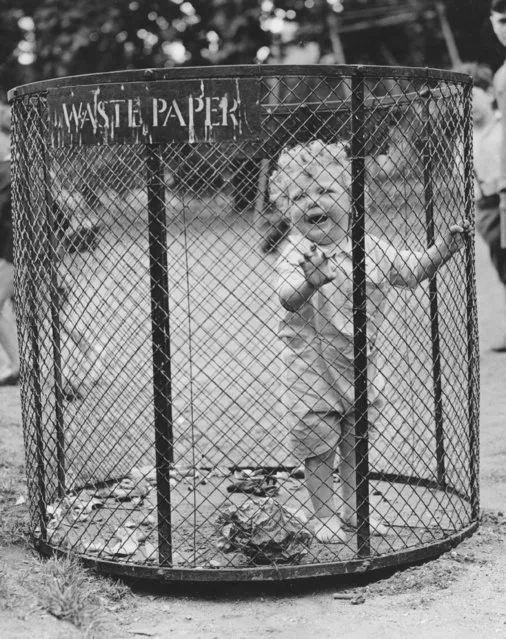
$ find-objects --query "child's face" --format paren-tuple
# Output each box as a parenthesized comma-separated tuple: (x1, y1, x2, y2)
(284, 168, 350, 245)
(491, 11, 506, 47)
(472, 87, 494, 125)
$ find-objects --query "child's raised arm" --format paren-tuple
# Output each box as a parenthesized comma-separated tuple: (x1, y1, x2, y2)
(413, 220, 469, 284)
(387, 221, 469, 289)
(278, 245, 336, 312)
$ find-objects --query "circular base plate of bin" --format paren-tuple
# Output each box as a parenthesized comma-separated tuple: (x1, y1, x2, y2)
(34, 471, 477, 582)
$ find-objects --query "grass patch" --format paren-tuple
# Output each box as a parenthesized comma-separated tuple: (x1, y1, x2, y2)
(0, 456, 133, 635)
(0, 553, 133, 636)
(32, 556, 132, 637)
(0, 461, 29, 547)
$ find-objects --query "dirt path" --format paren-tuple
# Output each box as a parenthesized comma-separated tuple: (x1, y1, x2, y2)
(1, 234, 505, 639)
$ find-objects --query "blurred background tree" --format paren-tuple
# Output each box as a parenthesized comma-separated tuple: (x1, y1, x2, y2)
(0, 0, 502, 100)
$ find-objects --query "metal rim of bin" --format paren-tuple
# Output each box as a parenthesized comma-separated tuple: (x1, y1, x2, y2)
(8, 64, 472, 100)
(9, 63, 479, 584)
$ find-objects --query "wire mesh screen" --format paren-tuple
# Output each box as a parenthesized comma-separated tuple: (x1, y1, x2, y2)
(9, 66, 479, 580)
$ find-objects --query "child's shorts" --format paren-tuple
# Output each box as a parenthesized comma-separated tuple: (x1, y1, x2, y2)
(290, 410, 344, 461)
(290, 410, 379, 462)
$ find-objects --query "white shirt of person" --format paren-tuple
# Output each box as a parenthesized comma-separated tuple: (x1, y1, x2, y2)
(473, 111, 502, 198)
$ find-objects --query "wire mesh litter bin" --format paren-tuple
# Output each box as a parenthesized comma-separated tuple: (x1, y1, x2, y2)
(9, 65, 479, 582)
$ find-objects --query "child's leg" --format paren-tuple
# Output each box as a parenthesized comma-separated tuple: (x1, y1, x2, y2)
(305, 450, 347, 543)
(337, 426, 356, 525)
(338, 422, 388, 535)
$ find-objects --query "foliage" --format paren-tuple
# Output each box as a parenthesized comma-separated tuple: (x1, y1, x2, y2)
(0, 0, 38, 99)
(29, 0, 269, 80)
(32, 0, 193, 78)
(0, 0, 504, 98)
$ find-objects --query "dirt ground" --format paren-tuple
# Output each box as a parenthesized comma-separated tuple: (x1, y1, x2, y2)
(0, 232, 505, 639)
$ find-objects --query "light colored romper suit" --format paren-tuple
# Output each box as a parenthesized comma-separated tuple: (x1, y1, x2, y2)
(276, 231, 421, 461)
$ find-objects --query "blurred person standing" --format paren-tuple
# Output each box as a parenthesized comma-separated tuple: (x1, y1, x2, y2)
(0, 99, 107, 394)
(488, 0, 506, 348)
(458, 61, 506, 350)
(472, 64, 506, 351)
(0, 102, 19, 384)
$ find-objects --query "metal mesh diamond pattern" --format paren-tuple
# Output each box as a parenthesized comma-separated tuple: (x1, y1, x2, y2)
(9, 66, 479, 581)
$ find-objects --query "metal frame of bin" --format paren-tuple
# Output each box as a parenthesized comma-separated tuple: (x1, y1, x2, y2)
(8, 64, 479, 583)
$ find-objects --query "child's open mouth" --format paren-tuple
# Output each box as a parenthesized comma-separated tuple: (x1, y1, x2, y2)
(307, 213, 328, 224)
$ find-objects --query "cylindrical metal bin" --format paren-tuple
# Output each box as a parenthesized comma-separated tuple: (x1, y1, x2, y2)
(8, 65, 479, 582)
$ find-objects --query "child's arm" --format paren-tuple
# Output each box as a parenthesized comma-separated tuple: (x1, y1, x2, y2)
(412, 221, 469, 284)
(387, 221, 469, 289)
(278, 245, 335, 312)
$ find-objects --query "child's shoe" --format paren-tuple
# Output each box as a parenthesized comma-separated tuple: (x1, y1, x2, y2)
(313, 515, 349, 543)
(340, 512, 389, 536)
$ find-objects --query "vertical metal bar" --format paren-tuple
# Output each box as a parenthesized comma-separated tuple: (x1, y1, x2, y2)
(146, 143, 173, 566)
(421, 81, 446, 488)
(26, 253, 47, 537)
(30, 292, 47, 537)
(351, 67, 370, 558)
(38, 100, 65, 497)
(462, 83, 480, 519)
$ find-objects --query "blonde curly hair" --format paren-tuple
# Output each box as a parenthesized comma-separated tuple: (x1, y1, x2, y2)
(269, 140, 351, 213)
